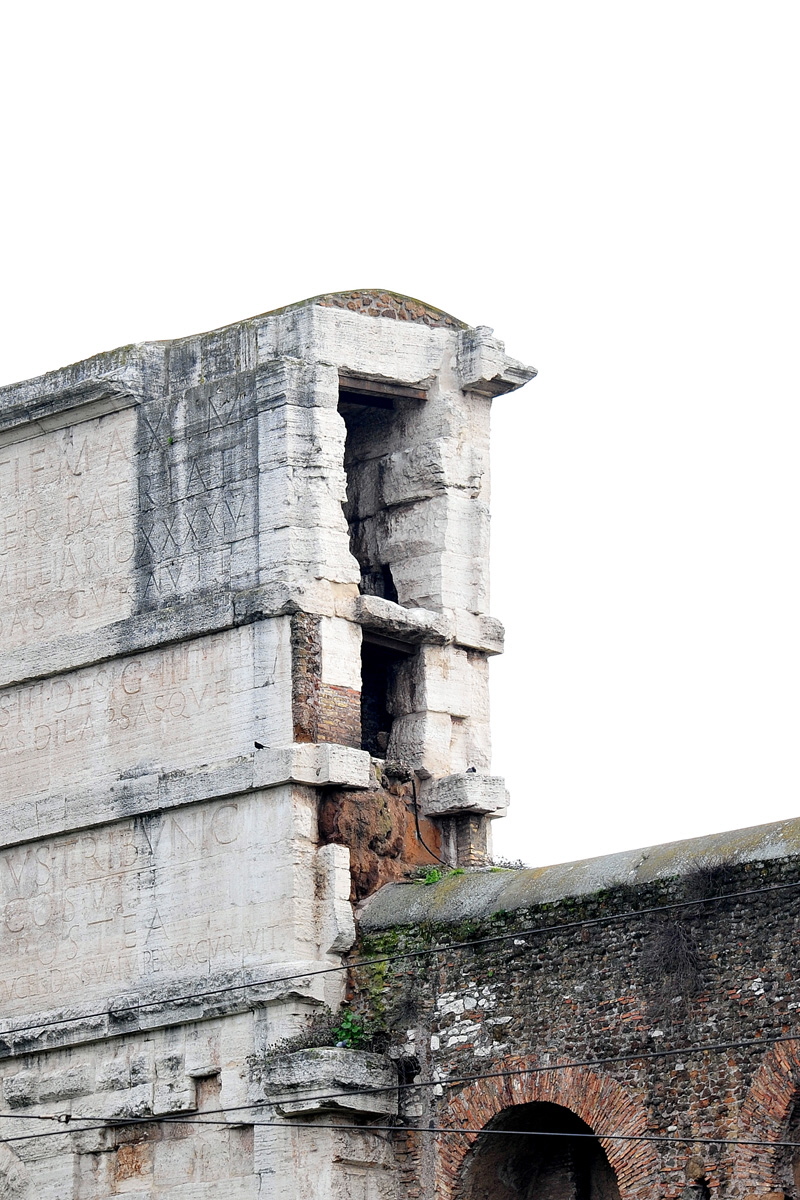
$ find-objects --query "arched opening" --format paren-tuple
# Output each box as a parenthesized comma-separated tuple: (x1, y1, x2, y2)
(458, 1101, 622, 1200)
(776, 1095, 800, 1198)
(734, 1041, 800, 1194)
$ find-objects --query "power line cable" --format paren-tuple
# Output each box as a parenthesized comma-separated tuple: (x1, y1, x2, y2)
(3, 1111, 800, 1151)
(0, 876, 796, 1046)
(211, 1028, 800, 1110)
(6, 1028, 800, 1126)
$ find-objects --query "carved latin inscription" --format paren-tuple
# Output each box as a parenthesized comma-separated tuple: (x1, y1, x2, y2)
(0, 793, 296, 1015)
(0, 622, 291, 802)
(0, 411, 136, 648)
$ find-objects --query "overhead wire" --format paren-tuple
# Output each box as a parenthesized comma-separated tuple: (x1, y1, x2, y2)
(0, 876, 796, 1046)
(192, 1028, 800, 1110)
(5, 1028, 800, 1128)
(3, 1110, 800, 1152)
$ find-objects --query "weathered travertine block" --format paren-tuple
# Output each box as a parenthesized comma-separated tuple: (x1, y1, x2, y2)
(386, 710, 453, 778)
(420, 772, 510, 817)
(0, 620, 290, 815)
(319, 617, 362, 690)
(259, 1048, 398, 1116)
(392, 645, 489, 723)
(253, 743, 371, 789)
(380, 436, 490, 508)
(0, 408, 137, 652)
(457, 325, 535, 396)
(339, 594, 452, 644)
(0, 789, 331, 1021)
(254, 1120, 398, 1200)
(390, 547, 489, 612)
(451, 609, 505, 655)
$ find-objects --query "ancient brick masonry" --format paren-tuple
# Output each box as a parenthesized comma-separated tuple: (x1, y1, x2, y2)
(290, 611, 361, 747)
(354, 831, 800, 1200)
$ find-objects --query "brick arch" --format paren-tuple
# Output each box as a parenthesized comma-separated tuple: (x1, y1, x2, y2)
(434, 1056, 659, 1199)
(732, 1038, 800, 1194)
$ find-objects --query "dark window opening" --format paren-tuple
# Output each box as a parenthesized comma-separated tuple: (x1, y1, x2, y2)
(338, 375, 426, 604)
(361, 563, 398, 603)
(360, 635, 413, 757)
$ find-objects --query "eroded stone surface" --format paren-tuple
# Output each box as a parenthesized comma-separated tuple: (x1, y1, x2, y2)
(0, 291, 534, 1199)
(0, 409, 137, 651)
(0, 621, 291, 815)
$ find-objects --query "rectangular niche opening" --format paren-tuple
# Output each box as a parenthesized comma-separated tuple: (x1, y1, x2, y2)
(338, 375, 426, 604)
(360, 632, 414, 757)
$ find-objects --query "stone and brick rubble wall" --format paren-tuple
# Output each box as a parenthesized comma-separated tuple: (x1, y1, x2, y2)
(352, 855, 800, 1199)
(319, 291, 467, 329)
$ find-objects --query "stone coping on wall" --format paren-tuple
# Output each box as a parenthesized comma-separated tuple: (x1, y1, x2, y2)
(0, 960, 330, 1062)
(357, 814, 800, 929)
(1, 586, 507, 693)
(0, 289, 534, 406)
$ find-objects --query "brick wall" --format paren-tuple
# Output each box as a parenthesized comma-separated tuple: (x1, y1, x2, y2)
(352, 856, 800, 1199)
(290, 613, 361, 748)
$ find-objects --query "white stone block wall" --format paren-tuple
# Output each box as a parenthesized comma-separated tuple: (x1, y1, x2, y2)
(0, 290, 534, 1197)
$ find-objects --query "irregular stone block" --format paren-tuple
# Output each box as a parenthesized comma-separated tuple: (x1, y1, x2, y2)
(2, 1069, 38, 1108)
(253, 743, 371, 789)
(340, 595, 451, 645)
(452, 609, 505, 655)
(457, 325, 538, 396)
(421, 773, 510, 817)
(259, 1047, 398, 1116)
(0, 620, 292, 812)
(386, 711, 452, 778)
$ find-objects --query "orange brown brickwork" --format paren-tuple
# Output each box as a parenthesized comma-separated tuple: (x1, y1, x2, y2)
(290, 613, 360, 748)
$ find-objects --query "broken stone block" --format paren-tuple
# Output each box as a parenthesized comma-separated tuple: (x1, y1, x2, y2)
(421, 772, 510, 817)
(258, 1047, 398, 1116)
(457, 325, 538, 396)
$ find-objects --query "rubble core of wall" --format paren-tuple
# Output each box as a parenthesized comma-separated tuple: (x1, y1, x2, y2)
(318, 764, 445, 901)
(350, 839, 800, 1200)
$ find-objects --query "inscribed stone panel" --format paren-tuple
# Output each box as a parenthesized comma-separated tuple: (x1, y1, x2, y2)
(134, 383, 260, 610)
(0, 791, 306, 1017)
(0, 410, 136, 650)
(0, 621, 291, 805)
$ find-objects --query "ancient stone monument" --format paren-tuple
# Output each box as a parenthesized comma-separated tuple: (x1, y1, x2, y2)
(0, 290, 535, 1196)
(4, 288, 800, 1200)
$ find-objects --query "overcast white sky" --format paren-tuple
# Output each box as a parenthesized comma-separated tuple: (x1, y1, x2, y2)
(2, 2, 798, 867)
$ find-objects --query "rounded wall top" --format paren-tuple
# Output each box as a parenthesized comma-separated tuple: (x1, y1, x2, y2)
(310, 289, 468, 330)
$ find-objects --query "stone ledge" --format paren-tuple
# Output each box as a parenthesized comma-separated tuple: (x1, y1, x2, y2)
(258, 1047, 398, 1116)
(421, 773, 509, 817)
(456, 326, 537, 398)
(253, 744, 371, 789)
(0, 753, 369, 853)
(0, 587, 503, 693)
(338, 594, 451, 644)
(0, 961, 330, 1062)
(0, 582, 343, 692)
(451, 609, 505, 655)
(338, 595, 504, 656)
(0, 376, 140, 444)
